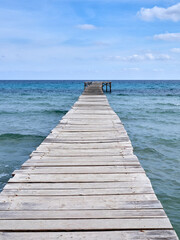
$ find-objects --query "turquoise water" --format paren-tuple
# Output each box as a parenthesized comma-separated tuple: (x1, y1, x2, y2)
(0, 80, 179, 236)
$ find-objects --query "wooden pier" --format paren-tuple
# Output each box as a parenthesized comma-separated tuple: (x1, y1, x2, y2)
(84, 81, 111, 92)
(0, 82, 178, 239)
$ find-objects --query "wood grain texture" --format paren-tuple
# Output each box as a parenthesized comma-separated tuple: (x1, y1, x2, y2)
(0, 230, 178, 240)
(0, 218, 172, 231)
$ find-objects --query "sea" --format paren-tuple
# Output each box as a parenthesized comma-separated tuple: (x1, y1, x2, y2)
(0, 80, 179, 236)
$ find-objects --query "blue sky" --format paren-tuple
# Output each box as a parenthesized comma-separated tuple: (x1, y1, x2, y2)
(0, 0, 180, 80)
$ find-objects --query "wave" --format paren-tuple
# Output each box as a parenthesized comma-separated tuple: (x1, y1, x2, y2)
(0, 109, 68, 115)
(0, 173, 8, 178)
(145, 108, 179, 114)
(134, 146, 166, 158)
(154, 137, 179, 147)
(0, 133, 45, 141)
(42, 109, 68, 115)
(0, 111, 17, 115)
(157, 103, 180, 107)
(165, 94, 180, 97)
(116, 93, 129, 96)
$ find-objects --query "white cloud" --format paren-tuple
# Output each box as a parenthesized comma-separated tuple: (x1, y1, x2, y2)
(109, 53, 171, 62)
(124, 54, 145, 61)
(138, 3, 180, 21)
(154, 33, 180, 41)
(171, 48, 180, 53)
(76, 24, 97, 30)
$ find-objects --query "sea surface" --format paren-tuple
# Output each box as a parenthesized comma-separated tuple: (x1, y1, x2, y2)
(0, 80, 179, 236)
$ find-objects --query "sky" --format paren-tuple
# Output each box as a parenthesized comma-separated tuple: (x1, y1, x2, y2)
(0, 0, 180, 80)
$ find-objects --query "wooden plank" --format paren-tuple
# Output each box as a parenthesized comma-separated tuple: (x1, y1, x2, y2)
(38, 142, 132, 149)
(0, 230, 178, 240)
(0, 209, 166, 219)
(0, 218, 172, 231)
(62, 115, 120, 119)
(53, 124, 125, 129)
(46, 135, 128, 141)
(30, 149, 133, 157)
(0, 194, 158, 203)
(52, 128, 126, 132)
(48, 131, 124, 137)
(67, 111, 116, 115)
(13, 166, 144, 175)
(26, 159, 139, 165)
(37, 143, 132, 149)
(31, 150, 132, 156)
(70, 107, 113, 110)
(60, 119, 121, 125)
(0, 196, 160, 211)
(1, 187, 154, 196)
(46, 133, 128, 138)
(9, 173, 149, 183)
(22, 161, 140, 167)
(43, 138, 130, 143)
(29, 155, 139, 161)
(3, 181, 153, 190)
(52, 127, 127, 132)
(36, 145, 132, 152)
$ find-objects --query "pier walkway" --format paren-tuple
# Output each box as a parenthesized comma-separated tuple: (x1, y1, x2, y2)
(0, 82, 178, 239)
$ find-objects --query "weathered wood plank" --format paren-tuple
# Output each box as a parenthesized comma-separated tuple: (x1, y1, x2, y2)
(1, 187, 154, 196)
(9, 173, 149, 183)
(0, 230, 178, 240)
(46, 136, 129, 141)
(29, 155, 139, 161)
(0, 218, 172, 231)
(13, 166, 145, 175)
(0, 209, 166, 219)
(62, 115, 120, 119)
(22, 161, 140, 167)
(0, 196, 161, 211)
(43, 139, 130, 143)
(30, 148, 133, 157)
(48, 132, 125, 137)
(0, 198, 160, 212)
(60, 119, 121, 125)
(3, 181, 153, 190)
(37, 142, 132, 150)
